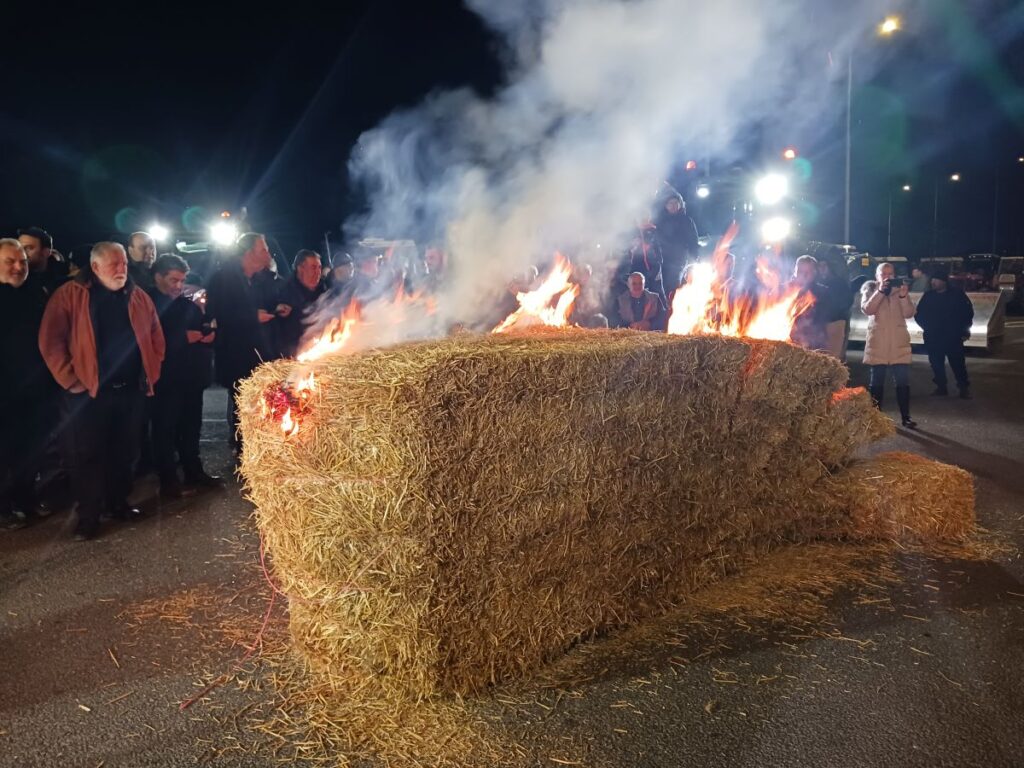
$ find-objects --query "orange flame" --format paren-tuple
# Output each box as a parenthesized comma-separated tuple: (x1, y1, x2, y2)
(492, 254, 580, 333)
(667, 224, 814, 342)
(297, 301, 360, 362)
(280, 407, 297, 437)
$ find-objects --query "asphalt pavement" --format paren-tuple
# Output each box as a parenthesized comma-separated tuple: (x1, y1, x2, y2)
(2, 321, 1022, 768)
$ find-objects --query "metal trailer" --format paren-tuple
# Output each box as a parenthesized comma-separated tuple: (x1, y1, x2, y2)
(847, 289, 1008, 350)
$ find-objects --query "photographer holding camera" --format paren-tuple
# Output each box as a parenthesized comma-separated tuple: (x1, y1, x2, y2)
(861, 262, 917, 428)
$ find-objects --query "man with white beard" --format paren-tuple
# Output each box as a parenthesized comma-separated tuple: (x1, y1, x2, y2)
(39, 242, 165, 540)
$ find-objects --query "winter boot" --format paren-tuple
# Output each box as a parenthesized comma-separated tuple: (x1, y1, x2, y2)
(896, 385, 916, 429)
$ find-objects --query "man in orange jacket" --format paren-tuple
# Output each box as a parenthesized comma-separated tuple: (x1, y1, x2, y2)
(39, 242, 165, 540)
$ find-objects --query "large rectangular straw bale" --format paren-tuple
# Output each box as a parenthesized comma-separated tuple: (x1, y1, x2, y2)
(826, 451, 975, 544)
(237, 330, 939, 699)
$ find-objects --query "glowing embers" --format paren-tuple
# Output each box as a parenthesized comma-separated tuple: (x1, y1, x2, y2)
(262, 371, 317, 438)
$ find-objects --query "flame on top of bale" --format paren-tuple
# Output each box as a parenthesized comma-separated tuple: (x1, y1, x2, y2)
(492, 254, 580, 333)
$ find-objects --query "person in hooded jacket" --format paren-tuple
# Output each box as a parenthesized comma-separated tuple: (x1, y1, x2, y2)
(860, 262, 917, 428)
(914, 266, 973, 399)
(653, 188, 699, 297)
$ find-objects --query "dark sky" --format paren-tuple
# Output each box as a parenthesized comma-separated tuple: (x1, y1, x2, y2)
(2, 0, 1023, 260)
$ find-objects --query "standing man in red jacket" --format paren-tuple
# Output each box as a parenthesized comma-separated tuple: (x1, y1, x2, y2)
(39, 242, 165, 540)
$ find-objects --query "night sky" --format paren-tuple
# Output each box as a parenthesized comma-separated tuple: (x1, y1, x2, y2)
(2, 0, 1023, 261)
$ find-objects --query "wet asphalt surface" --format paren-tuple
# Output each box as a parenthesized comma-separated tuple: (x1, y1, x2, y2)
(1, 322, 1022, 768)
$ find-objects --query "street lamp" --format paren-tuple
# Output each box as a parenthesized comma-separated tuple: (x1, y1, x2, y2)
(879, 16, 901, 35)
(696, 183, 710, 199)
(782, 147, 798, 161)
(845, 14, 903, 244)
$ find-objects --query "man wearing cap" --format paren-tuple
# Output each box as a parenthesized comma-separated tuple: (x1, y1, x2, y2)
(914, 267, 974, 399)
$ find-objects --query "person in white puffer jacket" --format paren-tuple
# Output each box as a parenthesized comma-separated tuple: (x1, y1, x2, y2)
(861, 262, 917, 428)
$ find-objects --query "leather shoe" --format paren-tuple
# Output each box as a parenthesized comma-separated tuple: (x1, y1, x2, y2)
(109, 505, 144, 521)
(184, 471, 224, 489)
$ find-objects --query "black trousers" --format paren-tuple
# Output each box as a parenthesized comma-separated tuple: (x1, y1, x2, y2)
(61, 387, 143, 532)
(926, 340, 969, 389)
(152, 381, 205, 484)
(0, 394, 51, 513)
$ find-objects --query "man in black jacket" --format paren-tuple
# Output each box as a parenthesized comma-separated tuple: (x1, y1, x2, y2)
(205, 233, 285, 452)
(126, 232, 156, 289)
(653, 189, 699, 298)
(0, 239, 55, 528)
(148, 255, 222, 497)
(18, 226, 69, 297)
(277, 250, 326, 358)
(915, 267, 974, 398)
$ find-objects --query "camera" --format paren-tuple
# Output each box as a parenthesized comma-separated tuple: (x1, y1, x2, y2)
(881, 277, 902, 295)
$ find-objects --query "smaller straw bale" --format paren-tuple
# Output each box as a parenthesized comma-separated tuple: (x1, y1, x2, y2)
(827, 451, 975, 544)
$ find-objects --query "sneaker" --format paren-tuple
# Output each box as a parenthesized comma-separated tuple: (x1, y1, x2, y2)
(901, 417, 918, 429)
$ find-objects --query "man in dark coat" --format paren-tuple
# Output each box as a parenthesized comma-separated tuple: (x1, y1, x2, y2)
(147, 255, 221, 497)
(653, 189, 699, 297)
(205, 233, 284, 452)
(0, 239, 58, 528)
(126, 232, 157, 289)
(18, 226, 69, 297)
(915, 267, 974, 398)
(277, 250, 326, 358)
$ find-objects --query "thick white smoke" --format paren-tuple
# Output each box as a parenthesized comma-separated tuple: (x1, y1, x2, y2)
(310, 0, 890, 346)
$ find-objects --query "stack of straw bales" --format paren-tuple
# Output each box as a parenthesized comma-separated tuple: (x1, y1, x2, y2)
(238, 329, 973, 701)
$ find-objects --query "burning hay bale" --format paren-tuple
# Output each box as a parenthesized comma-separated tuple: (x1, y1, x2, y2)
(237, 329, 973, 701)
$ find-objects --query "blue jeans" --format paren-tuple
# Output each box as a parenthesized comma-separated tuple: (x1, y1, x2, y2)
(869, 363, 909, 388)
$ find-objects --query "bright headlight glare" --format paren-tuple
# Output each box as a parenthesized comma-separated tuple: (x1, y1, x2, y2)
(211, 221, 238, 246)
(754, 174, 789, 205)
(761, 216, 792, 243)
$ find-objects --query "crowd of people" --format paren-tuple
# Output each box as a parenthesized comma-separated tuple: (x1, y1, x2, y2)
(0, 198, 978, 538)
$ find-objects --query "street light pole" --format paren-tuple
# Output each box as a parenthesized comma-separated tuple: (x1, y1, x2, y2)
(844, 55, 853, 245)
(887, 190, 893, 255)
